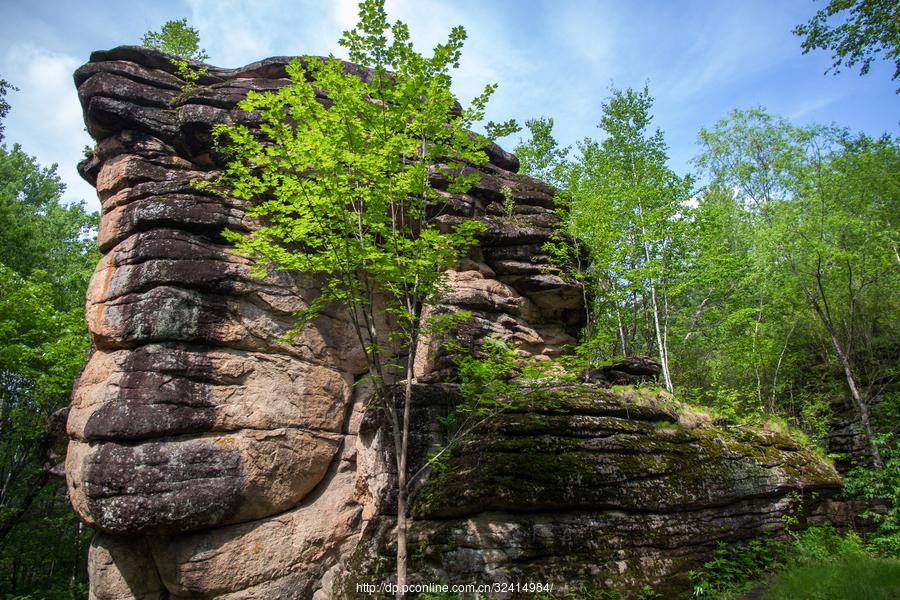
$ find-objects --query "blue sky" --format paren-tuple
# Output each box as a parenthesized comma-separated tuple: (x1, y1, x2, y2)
(1, 0, 897, 213)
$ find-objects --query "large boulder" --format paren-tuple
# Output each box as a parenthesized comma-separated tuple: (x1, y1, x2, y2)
(67, 46, 841, 599)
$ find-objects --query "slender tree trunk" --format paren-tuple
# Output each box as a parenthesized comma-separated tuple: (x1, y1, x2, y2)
(395, 325, 418, 599)
(609, 277, 628, 357)
(802, 286, 884, 469)
(752, 306, 764, 410)
(636, 201, 673, 393)
(769, 321, 796, 413)
(648, 280, 673, 393)
(395, 469, 407, 600)
(825, 323, 883, 469)
(640, 234, 672, 393)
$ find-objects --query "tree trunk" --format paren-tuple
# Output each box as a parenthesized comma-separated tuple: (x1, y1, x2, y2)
(804, 287, 884, 469)
(395, 477, 407, 599)
(395, 327, 417, 599)
(769, 321, 796, 413)
(828, 327, 884, 469)
(636, 202, 673, 394)
(752, 306, 764, 410)
(648, 280, 674, 393)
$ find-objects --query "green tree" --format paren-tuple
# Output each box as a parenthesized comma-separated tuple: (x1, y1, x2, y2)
(0, 265, 92, 597)
(0, 84, 95, 597)
(696, 109, 899, 468)
(0, 77, 16, 143)
(141, 18, 209, 61)
(212, 0, 512, 593)
(689, 110, 812, 414)
(568, 86, 694, 391)
(793, 0, 900, 89)
(0, 145, 98, 311)
(515, 117, 572, 190)
(514, 118, 600, 352)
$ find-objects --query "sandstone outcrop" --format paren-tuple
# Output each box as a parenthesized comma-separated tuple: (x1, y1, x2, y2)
(68, 46, 841, 599)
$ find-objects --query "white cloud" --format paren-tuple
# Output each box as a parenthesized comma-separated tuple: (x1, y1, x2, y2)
(1, 43, 97, 211)
(186, 0, 357, 66)
(186, 0, 532, 135)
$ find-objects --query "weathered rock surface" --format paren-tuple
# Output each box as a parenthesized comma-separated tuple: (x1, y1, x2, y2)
(349, 385, 840, 597)
(68, 46, 841, 599)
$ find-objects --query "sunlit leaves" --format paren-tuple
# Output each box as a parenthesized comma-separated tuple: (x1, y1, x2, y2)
(213, 0, 500, 384)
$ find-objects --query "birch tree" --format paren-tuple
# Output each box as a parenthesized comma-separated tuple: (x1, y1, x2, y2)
(696, 109, 899, 468)
(570, 86, 693, 391)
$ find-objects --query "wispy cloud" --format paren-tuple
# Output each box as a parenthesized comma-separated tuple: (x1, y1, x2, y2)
(651, 3, 796, 103)
(788, 95, 837, 121)
(186, 0, 361, 67)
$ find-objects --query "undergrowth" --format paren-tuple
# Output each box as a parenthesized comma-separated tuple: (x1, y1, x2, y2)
(690, 524, 900, 599)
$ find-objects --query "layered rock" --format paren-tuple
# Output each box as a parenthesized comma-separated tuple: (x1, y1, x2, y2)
(375, 386, 839, 596)
(67, 46, 841, 599)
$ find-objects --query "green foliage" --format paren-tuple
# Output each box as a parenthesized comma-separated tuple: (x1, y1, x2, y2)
(484, 119, 521, 141)
(212, 0, 513, 589)
(793, 0, 900, 89)
(0, 77, 17, 143)
(169, 58, 209, 105)
(141, 18, 209, 60)
(212, 5, 493, 359)
(760, 553, 900, 599)
(634, 585, 663, 600)
(690, 537, 788, 598)
(565, 86, 694, 391)
(515, 117, 572, 190)
(210, 0, 503, 411)
(0, 91, 94, 598)
(0, 266, 91, 597)
(691, 526, 900, 600)
(690, 109, 899, 453)
(453, 337, 518, 414)
(0, 144, 98, 311)
(843, 423, 900, 556)
(792, 523, 865, 562)
(761, 525, 900, 599)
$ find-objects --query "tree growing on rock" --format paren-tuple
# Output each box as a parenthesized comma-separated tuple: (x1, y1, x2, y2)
(545, 87, 693, 390)
(141, 18, 209, 61)
(211, 0, 514, 595)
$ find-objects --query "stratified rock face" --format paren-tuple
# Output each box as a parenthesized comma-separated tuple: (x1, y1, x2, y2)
(390, 386, 840, 596)
(68, 46, 840, 600)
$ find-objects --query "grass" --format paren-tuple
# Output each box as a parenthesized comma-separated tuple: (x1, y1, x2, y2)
(760, 553, 900, 599)
(691, 525, 900, 599)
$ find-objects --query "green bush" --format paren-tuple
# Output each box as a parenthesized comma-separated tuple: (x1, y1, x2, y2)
(690, 525, 900, 599)
(842, 398, 900, 558)
(690, 536, 788, 598)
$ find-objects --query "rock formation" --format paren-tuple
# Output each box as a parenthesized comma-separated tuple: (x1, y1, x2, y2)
(68, 46, 841, 599)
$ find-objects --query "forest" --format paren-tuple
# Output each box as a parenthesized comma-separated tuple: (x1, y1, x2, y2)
(0, 0, 897, 598)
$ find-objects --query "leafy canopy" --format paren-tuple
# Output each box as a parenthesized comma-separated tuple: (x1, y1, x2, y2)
(793, 0, 900, 89)
(515, 117, 572, 190)
(212, 0, 509, 388)
(0, 145, 98, 311)
(141, 18, 209, 61)
(0, 73, 95, 597)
